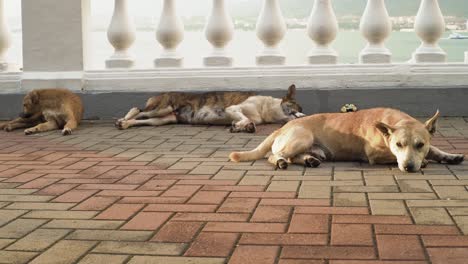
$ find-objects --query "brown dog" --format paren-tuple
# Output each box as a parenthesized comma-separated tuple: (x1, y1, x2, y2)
(0, 89, 83, 136)
(230, 108, 465, 172)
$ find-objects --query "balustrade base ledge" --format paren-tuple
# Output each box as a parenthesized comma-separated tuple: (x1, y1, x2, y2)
(1, 63, 468, 117)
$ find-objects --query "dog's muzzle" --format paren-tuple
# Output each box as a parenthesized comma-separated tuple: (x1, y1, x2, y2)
(19, 112, 32, 119)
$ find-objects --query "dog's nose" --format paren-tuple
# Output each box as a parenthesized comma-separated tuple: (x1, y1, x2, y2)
(404, 164, 415, 172)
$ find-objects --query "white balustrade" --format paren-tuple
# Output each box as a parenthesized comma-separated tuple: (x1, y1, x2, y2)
(307, 0, 339, 64)
(204, 0, 234, 67)
(0, 0, 12, 71)
(155, 0, 184, 67)
(465, 52, 468, 63)
(412, 0, 446, 63)
(106, 0, 136, 68)
(359, 0, 392, 63)
(256, 0, 287, 66)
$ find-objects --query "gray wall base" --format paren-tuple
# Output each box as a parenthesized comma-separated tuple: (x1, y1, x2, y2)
(0, 88, 467, 120)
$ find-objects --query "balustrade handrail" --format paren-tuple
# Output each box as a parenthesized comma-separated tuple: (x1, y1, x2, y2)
(0, 0, 467, 77)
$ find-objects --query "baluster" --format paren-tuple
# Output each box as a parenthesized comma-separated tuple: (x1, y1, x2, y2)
(204, 0, 234, 67)
(0, 0, 12, 71)
(307, 0, 339, 64)
(359, 0, 392, 63)
(106, 0, 136, 68)
(465, 51, 468, 63)
(412, 0, 446, 63)
(155, 0, 184, 67)
(256, 0, 287, 66)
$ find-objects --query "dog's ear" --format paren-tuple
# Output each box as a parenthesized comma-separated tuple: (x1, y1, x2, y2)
(425, 110, 440, 135)
(375, 122, 395, 138)
(284, 84, 297, 100)
(28, 90, 39, 104)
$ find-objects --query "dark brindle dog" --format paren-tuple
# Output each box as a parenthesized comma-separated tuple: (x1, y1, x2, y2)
(116, 85, 305, 133)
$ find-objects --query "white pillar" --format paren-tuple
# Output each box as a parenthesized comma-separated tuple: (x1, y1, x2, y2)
(155, 0, 184, 68)
(256, 0, 287, 66)
(307, 0, 339, 64)
(465, 51, 468, 63)
(412, 0, 446, 63)
(359, 0, 392, 64)
(106, 0, 136, 68)
(204, 0, 234, 67)
(0, 0, 12, 71)
(22, 0, 90, 91)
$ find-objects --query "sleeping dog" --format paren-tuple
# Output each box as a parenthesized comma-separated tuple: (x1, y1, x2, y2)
(116, 85, 305, 133)
(230, 108, 465, 172)
(0, 88, 83, 136)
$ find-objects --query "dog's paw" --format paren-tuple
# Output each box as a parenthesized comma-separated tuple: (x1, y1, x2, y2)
(421, 159, 429, 168)
(62, 128, 73, 136)
(245, 122, 256, 133)
(276, 159, 288, 170)
(229, 125, 240, 133)
(447, 154, 465, 165)
(116, 120, 130, 130)
(4, 125, 14, 132)
(305, 156, 321, 168)
(24, 128, 35, 135)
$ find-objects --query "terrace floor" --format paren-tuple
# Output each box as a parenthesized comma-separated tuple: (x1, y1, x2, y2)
(0, 119, 467, 264)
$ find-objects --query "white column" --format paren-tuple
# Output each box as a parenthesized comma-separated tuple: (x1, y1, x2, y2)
(22, 0, 90, 91)
(359, 0, 392, 64)
(465, 52, 468, 63)
(307, 0, 339, 64)
(256, 0, 287, 66)
(204, 0, 234, 67)
(155, 0, 184, 68)
(106, 0, 136, 68)
(0, 0, 12, 71)
(412, 0, 446, 63)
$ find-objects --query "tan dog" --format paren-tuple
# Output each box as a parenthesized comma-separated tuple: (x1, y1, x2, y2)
(116, 85, 304, 133)
(0, 89, 83, 136)
(230, 108, 465, 172)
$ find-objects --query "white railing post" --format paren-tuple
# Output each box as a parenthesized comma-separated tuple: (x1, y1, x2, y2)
(0, 0, 12, 71)
(412, 0, 446, 63)
(465, 52, 468, 63)
(256, 0, 287, 66)
(204, 0, 234, 67)
(359, 0, 392, 63)
(155, 0, 184, 68)
(106, 0, 136, 68)
(307, 0, 339, 64)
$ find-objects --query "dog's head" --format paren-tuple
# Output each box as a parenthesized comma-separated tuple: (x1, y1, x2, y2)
(376, 110, 440, 173)
(20, 90, 40, 118)
(281, 85, 305, 119)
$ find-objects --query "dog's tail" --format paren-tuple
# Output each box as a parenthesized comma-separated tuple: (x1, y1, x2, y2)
(230, 130, 280, 162)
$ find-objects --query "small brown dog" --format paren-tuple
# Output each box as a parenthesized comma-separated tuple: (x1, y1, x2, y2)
(0, 89, 83, 136)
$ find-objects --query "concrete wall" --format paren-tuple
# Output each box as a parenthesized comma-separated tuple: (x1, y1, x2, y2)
(0, 88, 467, 120)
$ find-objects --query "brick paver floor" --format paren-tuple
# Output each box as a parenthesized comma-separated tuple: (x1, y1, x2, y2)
(0, 118, 467, 264)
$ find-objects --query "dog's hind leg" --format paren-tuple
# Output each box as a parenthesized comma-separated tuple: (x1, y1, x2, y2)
(290, 153, 322, 168)
(427, 146, 465, 165)
(136, 107, 174, 119)
(226, 105, 257, 133)
(24, 121, 58, 135)
(117, 114, 177, 130)
(269, 127, 314, 170)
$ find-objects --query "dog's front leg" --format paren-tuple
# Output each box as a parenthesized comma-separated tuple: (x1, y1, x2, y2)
(226, 105, 256, 133)
(3, 114, 42, 132)
(62, 119, 78, 136)
(427, 146, 465, 165)
(24, 121, 58, 135)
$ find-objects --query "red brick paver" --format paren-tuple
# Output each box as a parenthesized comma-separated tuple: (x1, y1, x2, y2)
(0, 121, 467, 263)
